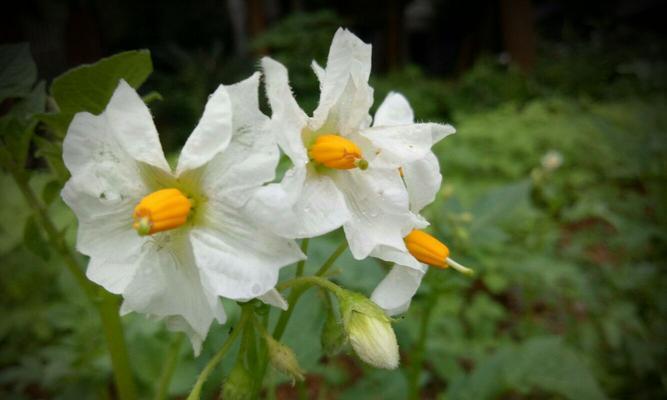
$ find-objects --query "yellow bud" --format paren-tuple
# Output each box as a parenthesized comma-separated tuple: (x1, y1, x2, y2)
(132, 188, 191, 236)
(404, 230, 474, 275)
(309, 134, 367, 170)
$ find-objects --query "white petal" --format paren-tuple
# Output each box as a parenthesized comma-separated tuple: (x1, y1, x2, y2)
(311, 60, 325, 82)
(257, 288, 288, 310)
(312, 28, 372, 130)
(245, 166, 349, 238)
(61, 178, 145, 262)
(104, 80, 170, 172)
(373, 92, 414, 126)
(176, 84, 233, 175)
(334, 169, 416, 259)
(317, 76, 374, 136)
(120, 236, 224, 356)
(199, 74, 278, 207)
(261, 57, 309, 165)
(431, 123, 456, 144)
(190, 207, 304, 300)
(86, 256, 140, 294)
(370, 245, 422, 270)
(403, 152, 442, 213)
(371, 263, 427, 316)
(360, 123, 436, 166)
(62, 111, 147, 199)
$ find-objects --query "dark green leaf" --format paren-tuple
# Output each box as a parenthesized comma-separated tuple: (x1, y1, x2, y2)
(50, 49, 152, 116)
(0, 43, 37, 102)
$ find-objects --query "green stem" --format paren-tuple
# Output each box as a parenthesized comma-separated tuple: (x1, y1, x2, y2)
(187, 306, 251, 400)
(1, 150, 138, 400)
(154, 334, 184, 400)
(407, 297, 437, 400)
(276, 275, 343, 296)
(315, 242, 348, 277)
(98, 294, 138, 400)
(272, 239, 311, 340)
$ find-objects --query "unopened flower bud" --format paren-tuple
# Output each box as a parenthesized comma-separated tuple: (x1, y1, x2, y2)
(221, 362, 255, 400)
(266, 335, 305, 384)
(321, 311, 347, 356)
(541, 150, 563, 172)
(339, 291, 399, 369)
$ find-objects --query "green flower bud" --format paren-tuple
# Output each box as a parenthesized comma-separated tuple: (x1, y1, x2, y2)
(221, 362, 255, 400)
(321, 311, 347, 356)
(338, 290, 399, 369)
(266, 335, 305, 384)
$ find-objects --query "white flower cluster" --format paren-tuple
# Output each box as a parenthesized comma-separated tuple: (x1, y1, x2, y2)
(61, 28, 460, 357)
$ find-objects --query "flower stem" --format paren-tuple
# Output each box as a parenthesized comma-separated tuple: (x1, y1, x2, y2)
(98, 293, 138, 400)
(1, 150, 138, 400)
(272, 239, 311, 340)
(315, 242, 348, 277)
(407, 296, 437, 400)
(154, 334, 184, 400)
(187, 305, 251, 400)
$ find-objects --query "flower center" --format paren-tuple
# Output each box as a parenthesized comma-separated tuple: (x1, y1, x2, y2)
(132, 188, 192, 236)
(309, 134, 368, 170)
(404, 229, 473, 275)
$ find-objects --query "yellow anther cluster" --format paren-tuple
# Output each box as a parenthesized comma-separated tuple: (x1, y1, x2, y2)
(309, 134, 368, 170)
(132, 188, 192, 236)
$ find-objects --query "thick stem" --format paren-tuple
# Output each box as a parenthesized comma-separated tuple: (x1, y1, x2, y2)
(98, 294, 139, 400)
(187, 306, 251, 400)
(2, 153, 138, 400)
(154, 334, 184, 400)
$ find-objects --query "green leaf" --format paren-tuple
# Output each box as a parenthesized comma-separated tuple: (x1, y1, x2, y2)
(33, 136, 69, 183)
(0, 43, 37, 102)
(447, 336, 607, 400)
(23, 215, 50, 261)
(470, 179, 531, 231)
(50, 49, 152, 116)
(42, 180, 61, 205)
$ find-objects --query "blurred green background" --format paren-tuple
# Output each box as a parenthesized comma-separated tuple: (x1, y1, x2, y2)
(1, 0, 666, 399)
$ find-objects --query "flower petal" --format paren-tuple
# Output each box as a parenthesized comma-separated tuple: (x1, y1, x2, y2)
(176, 84, 233, 175)
(312, 28, 372, 131)
(403, 152, 442, 213)
(373, 92, 414, 126)
(199, 74, 278, 207)
(334, 169, 419, 259)
(103, 80, 170, 172)
(245, 166, 349, 238)
(257, 288, 288, 310)
(62, 111, 148, 199)
(360, 123, 436, 166)
(371, 263, 427, 316)
(261, 57, 309, 165)
(190, 205, 304, 300)
(120, 235, 225, 355)
(61, 177, 145, 262)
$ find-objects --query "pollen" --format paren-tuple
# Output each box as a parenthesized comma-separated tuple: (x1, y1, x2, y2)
(309, 134, 368, 170)
(404, 229, 474, 275)
(132, 188, 192, 236)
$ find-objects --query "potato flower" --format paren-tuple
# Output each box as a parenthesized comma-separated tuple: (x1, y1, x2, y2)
(61, 75, 303, 354)
(369, 93, 471, 315)
(249, 28, 454, 263)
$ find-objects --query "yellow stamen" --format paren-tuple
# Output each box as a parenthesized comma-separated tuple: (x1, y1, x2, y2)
(309, 134, 368, 170)
(404, 229, 474, 275)
(132, 188, 192, 236)
(398, 167, 404, 177)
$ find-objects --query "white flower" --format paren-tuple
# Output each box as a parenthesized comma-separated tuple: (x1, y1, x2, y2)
(369, 93, 468, 316)
(248, 28, 453, 263)
(61, 75, 303, 354)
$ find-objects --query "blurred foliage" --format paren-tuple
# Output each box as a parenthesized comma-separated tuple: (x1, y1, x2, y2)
(2, 10, 667, 400)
